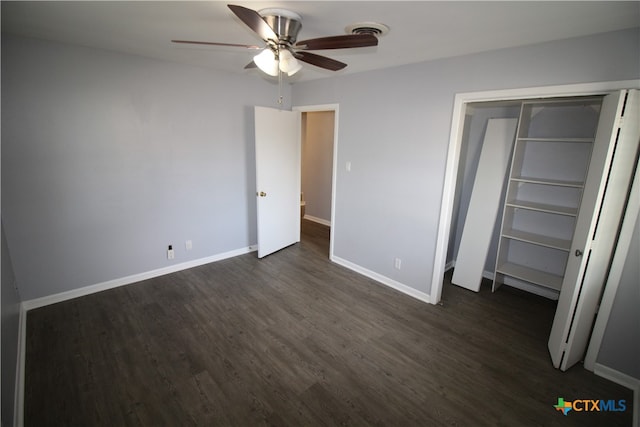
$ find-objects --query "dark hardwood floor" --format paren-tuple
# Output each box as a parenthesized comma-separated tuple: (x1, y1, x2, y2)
(25, 219, 632, 426)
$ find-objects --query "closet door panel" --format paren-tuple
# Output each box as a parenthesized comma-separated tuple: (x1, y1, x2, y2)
(452, 118, 517, 292)
(549, 90, 639, 371)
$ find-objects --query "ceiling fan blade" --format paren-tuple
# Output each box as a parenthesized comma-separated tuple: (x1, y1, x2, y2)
(172, 40, 261, 49)
(295, 51, 347, 71)
(228, 4, 278, 42)
(295, 34, 378, 50)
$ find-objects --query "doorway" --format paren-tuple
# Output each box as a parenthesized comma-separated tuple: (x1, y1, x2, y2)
(294, 104, 339, 258)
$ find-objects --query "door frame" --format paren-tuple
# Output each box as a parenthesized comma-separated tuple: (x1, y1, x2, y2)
(432, 79, 639, 306)
(292, 103, 339, 258)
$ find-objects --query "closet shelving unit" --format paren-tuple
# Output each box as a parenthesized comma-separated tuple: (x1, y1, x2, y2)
(492, 97, 603, 297)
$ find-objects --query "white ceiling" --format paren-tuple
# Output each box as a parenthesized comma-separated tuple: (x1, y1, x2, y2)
(2, 1, 639, 82)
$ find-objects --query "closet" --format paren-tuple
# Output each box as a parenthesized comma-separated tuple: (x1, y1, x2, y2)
(492, 97, 602, 297)
(450, 89, 639, 371)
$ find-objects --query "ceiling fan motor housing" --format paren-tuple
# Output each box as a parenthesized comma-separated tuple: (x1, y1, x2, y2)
(259, 8, 302, 45)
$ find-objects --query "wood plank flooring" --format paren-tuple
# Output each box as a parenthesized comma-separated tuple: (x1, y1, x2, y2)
(25, 219, 633, 426)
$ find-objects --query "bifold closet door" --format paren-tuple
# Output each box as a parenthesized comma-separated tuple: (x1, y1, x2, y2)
(548, 89, 640, 371)
(452, 118, 517, 292)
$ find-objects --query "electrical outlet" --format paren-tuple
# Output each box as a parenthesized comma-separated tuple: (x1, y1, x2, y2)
(185, 240, 193, 250)
(167, 245, 175, 260)
(394, 257, 402, 270)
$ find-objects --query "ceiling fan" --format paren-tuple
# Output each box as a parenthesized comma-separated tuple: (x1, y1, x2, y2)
(172, 4, 379, 77)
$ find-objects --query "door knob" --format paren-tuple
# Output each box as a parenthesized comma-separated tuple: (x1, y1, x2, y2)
(575, 249, 583, 257)
(258, 191, 267, 197)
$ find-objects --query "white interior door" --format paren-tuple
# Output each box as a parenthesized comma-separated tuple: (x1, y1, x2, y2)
(548, 90, 640, 370)
(255, 106, 301, 258)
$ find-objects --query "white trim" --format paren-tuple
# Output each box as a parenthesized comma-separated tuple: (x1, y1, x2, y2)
(593, 363, 639, 426)
(594, 363, 640, 393)
(22, 246, 256, 311)
(15, 247, 256, 426)
(293, 103, 339, 260)
(432, 79, 640, 305)
(15, 303, 27, 427)
(331, 255, 431, 304)
(303, 214, 331, 227)
(293, 103, 339, 113)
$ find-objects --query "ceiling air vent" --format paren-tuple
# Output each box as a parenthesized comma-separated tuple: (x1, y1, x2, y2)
(345, 22, 389, 37)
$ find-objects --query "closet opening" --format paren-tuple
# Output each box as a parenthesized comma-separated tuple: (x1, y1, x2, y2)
(434, 84, 638, 373)
(447, 96, 604, 300)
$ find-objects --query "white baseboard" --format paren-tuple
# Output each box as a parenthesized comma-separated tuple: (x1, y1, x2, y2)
(593, 363, 639, 426)
(15, 245, 257, 426)
(594, 363, 640, 392)
(22, 245, 257, 311)
(303, 214, 331, 227)
(331, 255, 431, 304)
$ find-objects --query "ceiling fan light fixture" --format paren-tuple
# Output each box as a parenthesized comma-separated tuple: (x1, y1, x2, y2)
(278, 49, 302, 76)
(253, 49, 279, 76)
(287, 62, 303, 76)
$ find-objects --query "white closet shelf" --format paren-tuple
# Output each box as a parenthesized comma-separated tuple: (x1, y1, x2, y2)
(510, 176, 585, 188)
(518, 137, 594, 143)
(506, 199, 578, 216)
(501, 228, 571, 251)
(496, 262, 563, 291)
(493, 96, 603, 297)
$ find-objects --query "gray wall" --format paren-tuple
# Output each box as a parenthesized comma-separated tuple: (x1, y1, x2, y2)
(292, 28, 640, 297)
(301, 111, 334, 223)
(1, 220, 22, 427)
(1, 27, 639, 416)
(597, 212, 640, 379)
(2, 35, 290, 301)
